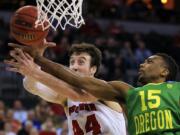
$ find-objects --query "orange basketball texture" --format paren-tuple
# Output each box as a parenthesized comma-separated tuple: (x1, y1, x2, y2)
(10, 5, 49, 46)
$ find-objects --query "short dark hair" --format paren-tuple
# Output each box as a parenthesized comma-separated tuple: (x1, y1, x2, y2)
(68, 43, 102, 74)
(156, 53, 179, 81)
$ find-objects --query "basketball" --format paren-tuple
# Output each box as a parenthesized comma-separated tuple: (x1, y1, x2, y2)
(10, 5, 49, 46)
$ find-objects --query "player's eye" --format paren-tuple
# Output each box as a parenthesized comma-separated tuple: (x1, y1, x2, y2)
(70, 60, 75, 65)
(147, 59, 153, 63)
(78, 60, 85, 65)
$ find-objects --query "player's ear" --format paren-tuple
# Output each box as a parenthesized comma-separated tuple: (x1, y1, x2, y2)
(161, 68, 169, 78)
(90, 66, 97, 76)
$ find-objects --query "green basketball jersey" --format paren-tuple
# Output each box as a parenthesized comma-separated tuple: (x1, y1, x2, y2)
(126, 82, 180, 135)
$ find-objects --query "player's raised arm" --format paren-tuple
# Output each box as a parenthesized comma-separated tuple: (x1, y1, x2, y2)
(4, 50, 85, 106)
(34, 54, 132, 101)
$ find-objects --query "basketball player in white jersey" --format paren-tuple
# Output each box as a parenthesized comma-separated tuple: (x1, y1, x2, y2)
(5, 42, 126, 135)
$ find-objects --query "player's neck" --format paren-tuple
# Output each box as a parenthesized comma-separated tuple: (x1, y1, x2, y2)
(148, 78, 166, 84)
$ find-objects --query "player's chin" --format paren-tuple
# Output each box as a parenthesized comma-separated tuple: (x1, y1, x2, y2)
(137, 75, 144, 83)
(138, 75, 148, 85)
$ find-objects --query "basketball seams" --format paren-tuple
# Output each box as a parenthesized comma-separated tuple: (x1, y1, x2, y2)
(11, 23, 48, 32)
(15, 13, 37, 19)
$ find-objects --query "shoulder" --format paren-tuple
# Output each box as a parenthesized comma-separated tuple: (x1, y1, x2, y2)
(165, 81, 180, 87)
(103, 101, 123, 113)
(108, 81, 134, 100)
(166, 81, 179, 83)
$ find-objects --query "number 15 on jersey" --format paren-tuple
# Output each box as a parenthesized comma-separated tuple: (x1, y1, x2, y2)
(139, 90, 161, 111)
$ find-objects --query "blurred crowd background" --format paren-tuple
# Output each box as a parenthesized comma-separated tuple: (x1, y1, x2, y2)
(0, 0, 180, 134)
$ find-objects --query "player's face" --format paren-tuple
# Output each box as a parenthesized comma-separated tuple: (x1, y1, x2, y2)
(138, 55, 167, 84)
(69, 52, 96, 77)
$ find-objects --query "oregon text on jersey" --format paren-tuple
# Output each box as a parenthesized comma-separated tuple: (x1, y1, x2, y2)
(134, 109, 173, 134)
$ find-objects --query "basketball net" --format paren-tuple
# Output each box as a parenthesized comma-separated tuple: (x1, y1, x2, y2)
(35, 0, 85, 31)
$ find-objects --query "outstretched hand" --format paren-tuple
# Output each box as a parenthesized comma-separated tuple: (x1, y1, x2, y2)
(8, 39, 56, 57)
(4, 48, 40, 76)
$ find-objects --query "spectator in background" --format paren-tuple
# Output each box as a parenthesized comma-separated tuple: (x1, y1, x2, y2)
(111, 55, 126, 80)
(6, 109, 21, 134)
(5, 109, 14, 123)
(17, 120, 33, 135)
(13, 100, 27, 123)
(135, 40, 152, 65)
(26, 110, 41, 130)
(4, 122, 16, 135)
(29, 128, 39, 135)
(120, 41, 138, 84)
(55, 36, 70, 64)
(39, 118, 56, 135)
(106, 36, 120, 54)
(59, 120, 68, 135)
(35, 100, 51, 123)
(121, 41, 137, 69)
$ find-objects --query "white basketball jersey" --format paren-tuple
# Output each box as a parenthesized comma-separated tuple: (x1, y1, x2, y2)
(67, 100, 126, 135)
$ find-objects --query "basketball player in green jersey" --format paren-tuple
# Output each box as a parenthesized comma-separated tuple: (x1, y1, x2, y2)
(126, 53, 180, 135)
(7, 43, 179, 134)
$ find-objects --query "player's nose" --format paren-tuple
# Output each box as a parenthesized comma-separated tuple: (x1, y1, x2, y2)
(71, 63, 79, 71)
(140, 63, 145, 68)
